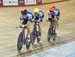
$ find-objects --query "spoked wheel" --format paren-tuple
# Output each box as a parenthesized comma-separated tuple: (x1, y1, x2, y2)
(17, 32, 23, 52)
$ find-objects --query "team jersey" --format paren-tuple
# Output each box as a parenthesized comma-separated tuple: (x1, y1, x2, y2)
(19, 15, 29, 25)
(19, 11, 34, 22)
(27, 11, 34, 21)
(33, 9, 44, 21)
(48, 11, 55, 21)
(48, 8, 59, 16)
(48, 11, 55, 16)
(39, 10, 44, 19)
(54, 8, 59, 16)
(22, 18, 29, 25)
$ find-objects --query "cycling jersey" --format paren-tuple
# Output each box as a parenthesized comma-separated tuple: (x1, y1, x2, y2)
(19, 11, 33, 22)
(39, 10, 44, 19)
(33, 9, 44, 21)
(34, 13, 40, 20)
(19, 14, 29, 25)
(54, 7, 60, 16)
(48, 11, 55, 18)
(27, 11, 34, 22)
(22, 18, 29, 25)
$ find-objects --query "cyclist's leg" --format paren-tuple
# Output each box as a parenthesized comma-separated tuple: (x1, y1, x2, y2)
(24, 27, 28, 39)
(22, 28, 26, 44)
(36, 22, 41, 43)
(27, 27, 30, 38)
(37, 23, 41, 43)
(38, 22, 42, 36)
(36, 24, 39, 32)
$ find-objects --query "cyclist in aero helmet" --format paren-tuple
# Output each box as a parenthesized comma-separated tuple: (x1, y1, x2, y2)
(32, 8, 42, 42)
(33, 8, 39, 14)
(19, 9, 31, 42)
(47, 6, 57, 34)
(48, 6, 60, 33)
(33, 8, 44, 22)
(33, 8, 39, 21)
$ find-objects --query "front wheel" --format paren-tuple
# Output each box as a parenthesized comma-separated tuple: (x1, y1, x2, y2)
(47, 28, 52, 42)
(47, 34, 51, 42)
(52, 33, 56, 42)
(17, 32, 23, 52)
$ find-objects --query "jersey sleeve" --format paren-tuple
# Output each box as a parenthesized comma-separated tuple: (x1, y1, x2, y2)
(19, 15, 23, 20)
(39, 10, 44, 18)
(19, 15, 24, 23)
(54, 8, 59, 16)
(27, 11, 34, 21)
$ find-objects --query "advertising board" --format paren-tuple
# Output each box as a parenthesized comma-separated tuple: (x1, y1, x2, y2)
(24, 0, 36, 5)
(3, 0, 18, 6)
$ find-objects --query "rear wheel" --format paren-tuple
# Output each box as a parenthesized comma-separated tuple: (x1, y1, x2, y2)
(47, 34, 51, 42)
(32, 35, 36, 45)
(37, 31, 41, 43)
(26, 41, 30, 50)
(52, 33, 56, 42)
(37, 38, 40, 43)
(26, 37, 31, 50)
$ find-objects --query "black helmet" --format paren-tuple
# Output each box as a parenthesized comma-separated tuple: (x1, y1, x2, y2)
(23, 9, 27, 14)
(21, 9, 27, 15)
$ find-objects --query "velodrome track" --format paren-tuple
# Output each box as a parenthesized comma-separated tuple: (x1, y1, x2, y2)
(0, 0, 75, 57)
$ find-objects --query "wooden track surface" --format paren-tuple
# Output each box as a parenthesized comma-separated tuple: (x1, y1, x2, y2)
(0, 0, 75, 57)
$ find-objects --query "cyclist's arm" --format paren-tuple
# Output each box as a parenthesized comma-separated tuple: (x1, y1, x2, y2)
(19, 15, 24, 24)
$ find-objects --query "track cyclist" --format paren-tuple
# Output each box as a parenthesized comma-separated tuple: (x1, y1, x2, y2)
(32, 8, 44, 44)
(19, 9, 31, 44)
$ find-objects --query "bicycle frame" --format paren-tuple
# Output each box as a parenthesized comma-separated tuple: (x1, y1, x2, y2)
(31, 21, 41, 45)
(34, 22, 39, 32)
